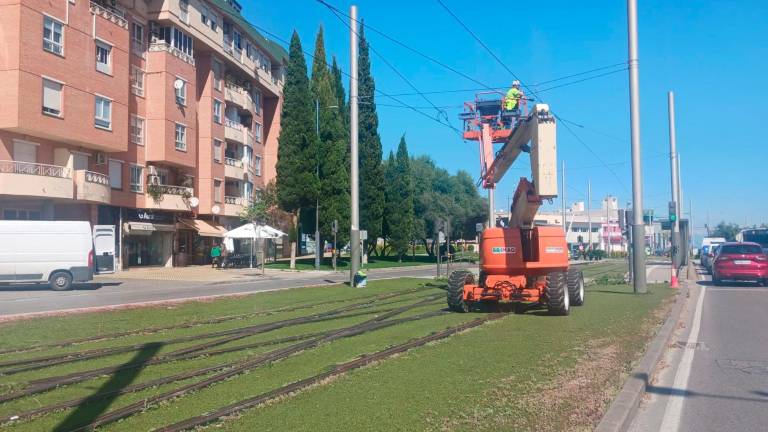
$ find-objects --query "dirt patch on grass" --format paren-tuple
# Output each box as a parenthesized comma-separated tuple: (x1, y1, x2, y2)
(436, 294, 677, 432)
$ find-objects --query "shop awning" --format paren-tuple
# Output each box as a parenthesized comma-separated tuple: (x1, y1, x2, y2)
(177, 218, 228, 237)
(125, 222, 176, 233)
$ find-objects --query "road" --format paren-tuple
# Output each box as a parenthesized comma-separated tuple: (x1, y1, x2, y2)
(629, 265, 768, 432)
(0, 265, 458, 319)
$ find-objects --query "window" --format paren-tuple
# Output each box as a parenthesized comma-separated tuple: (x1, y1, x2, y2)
(95, 41, 112, 74)
(252, 90, 261, 114)
(175, 78, 186, 105)
(213, 139, 223, 163)
(213, 99, 222, 124)
(175, 123, 186, 151)
(94, 96, 112, 129)
(108, 160, 123, 190)
(151, 23, 193, 57)
(13, 140, 37, 163)
(42, 78, 63, 117)
(130, 165, 143, 192)
(179, 0, 189, 23)
(2, 209, 41, 221)
(209, 13, 218, 31)
(254, 155, 262, 176)
(214, 179, 222, 203)
(156, 167, 169, 185)
(212, 60, 222, 91)
(130, 115, 145, 145)
(131, 22, 144, 55)
(254, 122, 262, 143)
(233, 31, 242, 51)
(130, 66, 145, 96)
(201, 5, 209, 25)
(43, 16, 64, 55)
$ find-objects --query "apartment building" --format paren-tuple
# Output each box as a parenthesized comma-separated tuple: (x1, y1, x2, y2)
(0, 0, 286, 268)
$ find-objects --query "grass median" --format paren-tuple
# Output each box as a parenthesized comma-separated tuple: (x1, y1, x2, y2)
(0, 272, 673, 432)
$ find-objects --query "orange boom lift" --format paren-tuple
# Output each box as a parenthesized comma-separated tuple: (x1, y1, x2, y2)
(448, 94, 584, 315)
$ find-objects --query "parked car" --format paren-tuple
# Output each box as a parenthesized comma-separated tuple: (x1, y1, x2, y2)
(711, 242, 768, 286)
(701, 243, 724, 274)
(0, 221, 94, 290)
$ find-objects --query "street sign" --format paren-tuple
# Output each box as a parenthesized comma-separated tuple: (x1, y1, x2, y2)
(618, 209, 626, 230)
(360, 230, 367, 241)
(475, 223, 483, 233)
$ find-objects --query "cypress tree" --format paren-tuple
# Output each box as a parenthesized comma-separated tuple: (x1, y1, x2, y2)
(310, 27, 350, 253)
(276, 31, 319, 267)
(385, 136, 414, 261)
(358, 23, 386, 255)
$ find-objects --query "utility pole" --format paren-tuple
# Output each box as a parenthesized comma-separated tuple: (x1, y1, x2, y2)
(627, 0, 647, 293)
(587, 180, 592, 251)
(349, 5, 360, 285)
(668, 92, 681, 283)
(315, 99, 321, 271)
(561, 160, 566, 232)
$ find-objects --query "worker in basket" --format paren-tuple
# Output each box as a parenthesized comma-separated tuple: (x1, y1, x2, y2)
(503, 80, 524, 127)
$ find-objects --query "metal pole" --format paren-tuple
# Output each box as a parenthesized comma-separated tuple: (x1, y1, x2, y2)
(349, 5, 360, 285)
(561, 160, 566, 232)
(315, 99, 321, 271)
(488, 189, 494, 227)
(627, 0, 647, 293)
(587, 180, 592, 251)
(668, 92, 681, 272)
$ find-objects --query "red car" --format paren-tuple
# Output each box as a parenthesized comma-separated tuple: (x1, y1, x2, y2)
(712, 242, 768, 286)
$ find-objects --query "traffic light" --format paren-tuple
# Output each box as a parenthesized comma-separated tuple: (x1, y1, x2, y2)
(668, 201, 677, 222)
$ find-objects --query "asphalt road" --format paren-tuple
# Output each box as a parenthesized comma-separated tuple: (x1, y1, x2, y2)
(630, 265, 768, 432)
(0, 265, 459, 318)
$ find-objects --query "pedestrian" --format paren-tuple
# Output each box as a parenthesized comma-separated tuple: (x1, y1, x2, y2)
(220, 242, 229, 269)
(210, 243, 221, 269)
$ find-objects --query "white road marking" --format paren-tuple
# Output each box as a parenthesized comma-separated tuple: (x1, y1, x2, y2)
(659, 283, 707, 432)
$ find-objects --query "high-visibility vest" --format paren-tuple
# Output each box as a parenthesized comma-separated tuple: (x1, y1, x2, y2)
(505, 88, 522, 110)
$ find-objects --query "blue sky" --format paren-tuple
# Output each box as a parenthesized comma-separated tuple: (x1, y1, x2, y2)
(245, 0, 768, 234)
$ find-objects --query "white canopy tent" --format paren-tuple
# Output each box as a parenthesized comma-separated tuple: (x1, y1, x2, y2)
(223, 223, 287, 268)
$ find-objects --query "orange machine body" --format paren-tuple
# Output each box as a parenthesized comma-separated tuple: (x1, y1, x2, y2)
(464, 226, 569, 303)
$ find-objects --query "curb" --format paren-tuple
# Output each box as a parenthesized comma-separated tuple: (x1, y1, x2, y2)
(595, 278, 692, 432)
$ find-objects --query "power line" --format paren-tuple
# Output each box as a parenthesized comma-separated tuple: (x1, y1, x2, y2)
(247, 22, 462, 137)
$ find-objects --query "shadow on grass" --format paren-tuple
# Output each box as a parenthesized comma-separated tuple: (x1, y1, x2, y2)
(53, 342, 163, 432)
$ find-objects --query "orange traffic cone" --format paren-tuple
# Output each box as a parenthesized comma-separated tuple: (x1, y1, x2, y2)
(670, 265, 679, 288)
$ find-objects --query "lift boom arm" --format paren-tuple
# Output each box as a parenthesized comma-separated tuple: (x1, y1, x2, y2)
(484, 104, 558, 228)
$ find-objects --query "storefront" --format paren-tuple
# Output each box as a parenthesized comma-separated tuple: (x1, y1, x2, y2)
(123, 209, 176, 268)
(176, 218, 227, 266)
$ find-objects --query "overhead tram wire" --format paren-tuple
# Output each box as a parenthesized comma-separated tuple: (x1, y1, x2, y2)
(434, 0, 630, 193)
(324, 6, 458, 131)
(245, 22, 462, 137)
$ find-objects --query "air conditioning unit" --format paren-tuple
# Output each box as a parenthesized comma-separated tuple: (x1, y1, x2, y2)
(95, 152, 107, 165)
(147, 175, 160, 186)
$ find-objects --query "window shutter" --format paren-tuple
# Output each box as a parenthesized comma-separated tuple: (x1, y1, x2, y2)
(109, 160, 123, 189)
(43, 79, 62, 113)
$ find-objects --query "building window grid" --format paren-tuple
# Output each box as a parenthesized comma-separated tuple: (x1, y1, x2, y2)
(213, 99, 223, 124)
(213, 139, 223, 163)
(212, 60, 222, 91)
(214, 180, 222, 203)
(42, 78, 63, 117)
(95, 41, 112, 74)
(254, 122, 262, 143)
(130, 66, 145, 96)
(175, 79, 186, 105)
(131, 22, 145, 54)
(175, 123, 187, 151)
(43, 16, 64, 55)
(130, 165, 143, 192)
(130, 115, 145, 145)
(254, 155, 262, 176)
(94, 96, 112, 129)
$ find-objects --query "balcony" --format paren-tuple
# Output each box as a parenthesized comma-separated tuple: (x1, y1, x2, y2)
(0, 161, 73, 200)
(224, 119, 245, 144)
(224, 157, 244, 179)
(224, 83, 247, 108)
(75, 170, 111, 203)
(90, 1, 128, 29)
(223, 196, 248, 216)
(145, 184, 194, 211)
(149, 41, 195, 66)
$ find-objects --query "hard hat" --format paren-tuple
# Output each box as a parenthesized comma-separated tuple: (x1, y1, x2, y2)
(512, 80, 520, 87)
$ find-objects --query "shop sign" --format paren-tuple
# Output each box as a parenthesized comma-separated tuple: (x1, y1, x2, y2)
(127, 209, 172, 224)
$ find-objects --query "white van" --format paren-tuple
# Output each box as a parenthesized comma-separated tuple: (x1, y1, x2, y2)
(0, 221, 94, 290)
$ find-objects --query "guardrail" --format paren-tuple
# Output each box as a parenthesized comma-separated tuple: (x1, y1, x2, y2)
(224, 196, 249, 205)
(157, 184, 193, 196)
(84, 170, 109, 186)
(224, 119, 243, 129)
(224, 157, 243, 168)
(149, 42, 195, 66)
(0, 160, 71, 178)
(90, 1, 128, 28)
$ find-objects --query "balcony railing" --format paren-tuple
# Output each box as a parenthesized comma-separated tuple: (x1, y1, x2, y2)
(156, 184, 193, 196)
(0, 161, 71, 178)
(149, 41, 195, 66)
(84, 170, 109, 186)
(89, 1, 128, 29)
(224, 157, 243, 168)
(224, 119, 243, 130)
(224, 196, 245, 205)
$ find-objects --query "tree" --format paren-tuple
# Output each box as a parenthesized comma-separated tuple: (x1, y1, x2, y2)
(310, 27, 350, 254)
(275, 31, 319, 268)
(712, 222, 741, 241)
(357, 23, 386, 255)
(384, 136, 414, 261)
